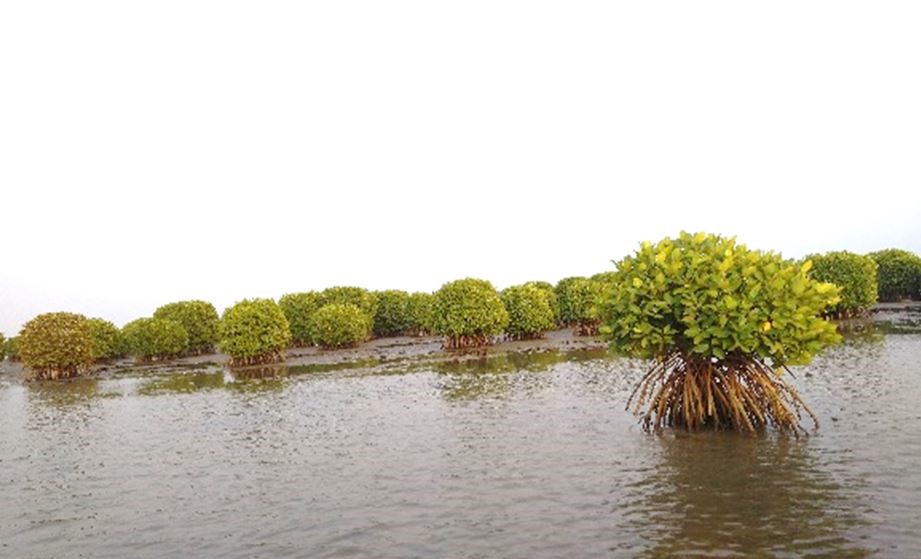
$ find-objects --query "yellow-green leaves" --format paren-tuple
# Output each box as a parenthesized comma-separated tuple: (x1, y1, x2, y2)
(153, 300, 219, 354)
(19, 312, 95, 380)
(122, 317, 189, 362)
(313, 303, 373, 348)
(373, 290, 412, 337)
(501, 284, 556, 339)
(869, 248, 921, 302)
(87, 317, 126, 362)
(219, 299, 292, 365)
(600, 232, 841, 365)
(434, 278, 509, 345)
(805, 251, 878, 317)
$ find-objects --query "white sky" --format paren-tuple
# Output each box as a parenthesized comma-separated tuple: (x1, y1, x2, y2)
(1, 1, 920, 335)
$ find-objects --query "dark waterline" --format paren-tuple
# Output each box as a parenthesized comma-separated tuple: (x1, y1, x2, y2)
(1, 310, 920, 557)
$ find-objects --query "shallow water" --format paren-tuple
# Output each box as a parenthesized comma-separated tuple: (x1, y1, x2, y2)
(1, 311, 920, 558)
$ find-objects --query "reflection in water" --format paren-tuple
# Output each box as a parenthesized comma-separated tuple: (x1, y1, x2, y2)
(137, 371, 228, 395)
(622, 434, 871, 558)
(434, 350, 580, 401)
(26, 377, 101, 406)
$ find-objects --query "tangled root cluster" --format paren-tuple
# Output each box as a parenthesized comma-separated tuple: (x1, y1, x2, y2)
(628, 352, 817, 433)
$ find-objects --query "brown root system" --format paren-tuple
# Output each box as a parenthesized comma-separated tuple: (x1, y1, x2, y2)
(627, 352, 817, 434)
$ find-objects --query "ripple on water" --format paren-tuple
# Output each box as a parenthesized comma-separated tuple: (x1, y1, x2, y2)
(1, 319, 920, 557)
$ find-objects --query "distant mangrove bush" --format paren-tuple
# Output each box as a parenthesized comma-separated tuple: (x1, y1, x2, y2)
(806, 251, 878, 317)
(3, 336, 19, 361)
(319, 286, 378, 317)
(523, 281, 560, 324)
(870, 249, 921, 301)
(19, 312, 95, 380)
(153, 300, 219, 354)
(406, 292, 436, 336)
(373, 290, 412, 337)
(600, 232, 841, 433)
(0, 332, 5, 361)
(434, 278, 509, 349)
(87, 317, 126, 362)
(122, 317, 189, 362)
(278, 291, 323, 346)
(312, 303, 374, 348)
(501, 284, 556, 340)
(219, 298, 292, 366)
(555, 276, 603, 335)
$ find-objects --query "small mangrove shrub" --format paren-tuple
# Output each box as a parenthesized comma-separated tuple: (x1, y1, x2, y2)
(806, 251, 878, 317)
(3, 336, 19, 361)
(523, 281, 560, 324)
(153, 300, 219, 354)
(555, 276, 603, 335)
(373, 290, 412, 337)
(278, 291, 324, 346)
(319, 286, 378, 317)
(869, 249, 921, 301)
(501, 284, 556, 340)
(601, 232, 841, 433)
(434, 278, 509, 349)
(312, 303, 374, 348)
(19, 312, 95, 380)
(122, 317, 189, 362)
(0, 332, 5, 361)
(406, 292, 437, 336)
(87, 318, 126, 362)
(219, 298, 292, 366)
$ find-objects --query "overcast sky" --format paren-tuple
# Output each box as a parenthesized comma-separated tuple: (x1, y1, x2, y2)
(1, 1, 919, 335)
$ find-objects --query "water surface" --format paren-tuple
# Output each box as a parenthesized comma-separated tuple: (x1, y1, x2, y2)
(1, 310, 920, 557)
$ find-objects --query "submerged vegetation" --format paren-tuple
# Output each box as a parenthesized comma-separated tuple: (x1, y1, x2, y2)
(434, 278, 509, 349)
(219, 299, 292, 366)
(19, 312, 95, 380)
(601, 232, 842, 433)
(122, 317, 189, 362)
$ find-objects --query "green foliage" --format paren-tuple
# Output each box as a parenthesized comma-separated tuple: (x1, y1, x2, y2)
(501, 284, 556, 339)
(87, 318, 126, 362)
(434, 278, 509, 347)
(406, 292, 437, 336)
(153, 300, 219, 354)
(19, 312, 95, 379)
(312, 303, 374, 348)
(555, 276, 603, 327)
(122, 317, 189, 362)
(806, 251, 878, 316)
(600, 232, 842, 365)
(869, 249, 921, 301)
(318, 286, 378, 317)
(3, 336, 19, 361)
(219, 298, 292, 365)
(278, 291, 324, 346)
(523, 281, 560, 324)
(0, 332, 5, 361)
(373, 290, 412, 337)
(590, 271, 618, 286)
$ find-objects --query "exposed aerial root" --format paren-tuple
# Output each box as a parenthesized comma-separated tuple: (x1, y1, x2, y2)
(627, 352, 817, 434)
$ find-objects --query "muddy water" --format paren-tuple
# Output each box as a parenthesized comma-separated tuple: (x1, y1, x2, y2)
(1, 310, 920, 558)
